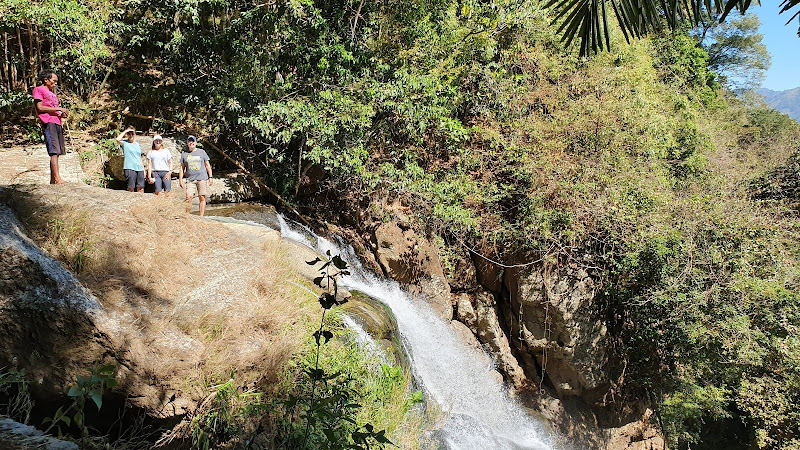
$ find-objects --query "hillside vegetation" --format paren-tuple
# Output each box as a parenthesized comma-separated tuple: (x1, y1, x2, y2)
(2, 0, 800, 448)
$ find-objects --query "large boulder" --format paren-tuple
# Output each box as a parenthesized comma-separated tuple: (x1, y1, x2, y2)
(204, 173, 271, 203)
(0, 203, 107, 398)
(504, 262, 609, 401)
(0, 184, 328, 421)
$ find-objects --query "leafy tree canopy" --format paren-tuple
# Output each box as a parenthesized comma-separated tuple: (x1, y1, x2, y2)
(695, 12, 771, 91)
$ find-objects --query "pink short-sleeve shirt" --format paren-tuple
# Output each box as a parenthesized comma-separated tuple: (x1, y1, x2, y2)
(32, 85, 62, 125)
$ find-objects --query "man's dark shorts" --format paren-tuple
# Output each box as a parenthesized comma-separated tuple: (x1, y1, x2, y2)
(42, 123, 66, 156)
(124, 169, 145, 189)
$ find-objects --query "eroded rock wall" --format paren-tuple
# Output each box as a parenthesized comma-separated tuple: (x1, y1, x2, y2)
(372, 219, 453, 321)
(361, 213, 662, 449)
(369, 215, 610, 404)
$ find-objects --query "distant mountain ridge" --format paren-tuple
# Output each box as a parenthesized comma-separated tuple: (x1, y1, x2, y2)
(756, 87, 800, 121)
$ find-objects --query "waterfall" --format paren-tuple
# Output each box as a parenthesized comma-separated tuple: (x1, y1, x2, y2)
(275, 216, 562, 450)
(341, 314, 392, 367)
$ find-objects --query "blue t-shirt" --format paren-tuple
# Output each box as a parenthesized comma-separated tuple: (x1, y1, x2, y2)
(180, 148, 210, 181)
(122, 141, 144, 171)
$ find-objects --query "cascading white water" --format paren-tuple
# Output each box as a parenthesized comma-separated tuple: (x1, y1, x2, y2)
(341, 314, 392, 367)
(276, 216, 562, 450)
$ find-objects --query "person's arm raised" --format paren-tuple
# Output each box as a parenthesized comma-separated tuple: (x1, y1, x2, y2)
(115, 127, 134, 145)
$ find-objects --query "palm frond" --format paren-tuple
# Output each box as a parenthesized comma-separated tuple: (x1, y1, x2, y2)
(779, 0, 800, 25)
(546, 0, 799, 56)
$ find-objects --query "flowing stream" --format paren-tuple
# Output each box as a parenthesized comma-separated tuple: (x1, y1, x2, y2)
(277, 216, 562, 450)
(210, 209, 561, 449)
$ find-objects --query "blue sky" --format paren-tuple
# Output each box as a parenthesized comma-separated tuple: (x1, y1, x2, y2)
(755, 0, 800, 91)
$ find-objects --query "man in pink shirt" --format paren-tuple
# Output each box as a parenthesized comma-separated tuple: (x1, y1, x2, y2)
(32, 70, 69, 184)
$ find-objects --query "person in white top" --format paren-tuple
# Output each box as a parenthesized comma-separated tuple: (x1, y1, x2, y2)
(146, 135, 174, 197)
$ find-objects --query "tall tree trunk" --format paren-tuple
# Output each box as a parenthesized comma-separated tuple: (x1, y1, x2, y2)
(3, 32, 9, 91)
(295, 134, 306, 197)
(27, 20, 35, 90)
(43, 34, 50, 81)
(95, 52, 118, 99)
(34, 24, 41, 85)
(16, 26, 25, 90)
(351, 0, 366, 41)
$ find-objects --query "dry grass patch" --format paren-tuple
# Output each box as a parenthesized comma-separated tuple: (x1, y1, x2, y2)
(3, 184, 320, 410)
(185, 264, 316, 391)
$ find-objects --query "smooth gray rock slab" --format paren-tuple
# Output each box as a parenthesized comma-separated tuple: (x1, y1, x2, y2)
(0, 417, 79, 450)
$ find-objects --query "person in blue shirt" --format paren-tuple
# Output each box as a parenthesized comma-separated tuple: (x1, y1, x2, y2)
(116, 126, 145, 192)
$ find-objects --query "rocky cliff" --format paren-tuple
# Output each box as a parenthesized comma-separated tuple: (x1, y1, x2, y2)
(359, 206, 663, 449)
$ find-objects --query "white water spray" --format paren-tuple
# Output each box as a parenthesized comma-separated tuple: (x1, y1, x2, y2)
(275, 216, 560, 450)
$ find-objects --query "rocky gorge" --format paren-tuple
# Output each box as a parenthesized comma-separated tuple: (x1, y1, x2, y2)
(4, 0, 800, 445)
(0, 143, 665, 449)
(340, 205, 663, 449)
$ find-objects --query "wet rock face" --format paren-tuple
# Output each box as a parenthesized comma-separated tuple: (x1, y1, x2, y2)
(370, 217, 609, 400)
(343, 295, 405, 365)
(503, 263, 609, 400)
(373, 221, 452, 320)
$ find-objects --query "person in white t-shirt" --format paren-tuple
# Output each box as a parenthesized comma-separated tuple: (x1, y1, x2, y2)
(146, 135, 174, 197)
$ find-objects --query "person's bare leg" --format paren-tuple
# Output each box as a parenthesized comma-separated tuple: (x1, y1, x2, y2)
(136, 187, 144, 193)
(127, 188, 134, 192)
(185, 195, 192, 213)
(199, 195, 206, 217)
(50, 155, 65, 184)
